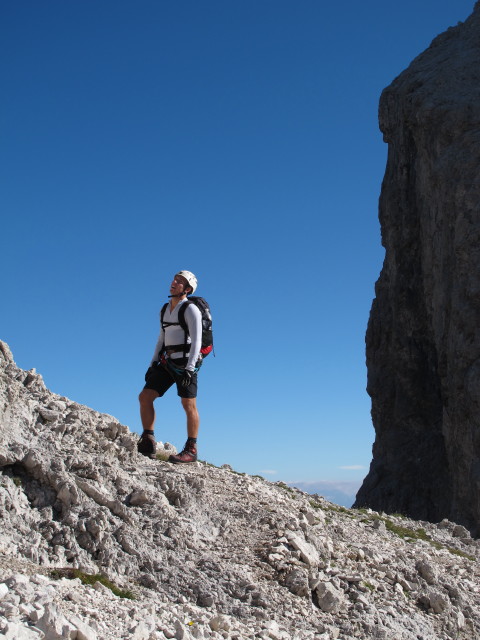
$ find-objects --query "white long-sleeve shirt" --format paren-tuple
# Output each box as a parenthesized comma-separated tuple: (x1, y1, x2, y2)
(150, 299, 202, 372)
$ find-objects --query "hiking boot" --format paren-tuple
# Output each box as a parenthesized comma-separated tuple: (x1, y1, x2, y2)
(137, 432, 156, 458)
(168, 440, 197, 464)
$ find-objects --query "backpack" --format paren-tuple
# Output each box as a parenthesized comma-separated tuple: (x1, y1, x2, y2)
(160, 297, 214, 360)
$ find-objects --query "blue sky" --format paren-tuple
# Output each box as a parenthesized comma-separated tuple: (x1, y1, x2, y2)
(1, 1, 475, 499)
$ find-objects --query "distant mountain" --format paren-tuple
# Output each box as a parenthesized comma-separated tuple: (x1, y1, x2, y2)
(289, 481, 361, 508)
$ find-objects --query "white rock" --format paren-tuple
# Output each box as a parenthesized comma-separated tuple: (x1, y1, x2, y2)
(67, 613, 98, 640)
(0, 602, 19, 618)
(38, 407, 60, 422)
(129, 489, 151, 506)
(428, 590, 449, 614)
(48, 400, 67, 411)
(5, 573, 30, 590)
(286, 532, 320, 567)
(2, 620, 44, 639)
(19, 603, 37, 616)
(416, 560, 438, 585)
(208, 614, 232, 632)
(36, 603, 77, 639)
(356, 594, 370, 607)
(129, 620, 153, 640)
(93, 581, 114, 596)
(315, 582, 345, 613)
(29, 606, 44, 623)
(162, 625, 176, 639)
(31, 575, 51, 586)
(173, 617, 194, 639)
(452, 525, 470, 538)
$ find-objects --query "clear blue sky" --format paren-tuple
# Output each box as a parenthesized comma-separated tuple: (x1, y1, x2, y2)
(1, 1, 475, 495)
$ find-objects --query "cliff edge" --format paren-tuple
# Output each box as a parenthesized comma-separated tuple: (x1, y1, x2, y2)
(355, 3, 480, 536)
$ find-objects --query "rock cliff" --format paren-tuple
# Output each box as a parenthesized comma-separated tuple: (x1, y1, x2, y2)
(1, 341, 480, 638)
(355, 3, 480, 536)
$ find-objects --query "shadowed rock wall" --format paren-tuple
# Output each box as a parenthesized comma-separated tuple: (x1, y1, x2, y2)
(355, 3, 480, 536)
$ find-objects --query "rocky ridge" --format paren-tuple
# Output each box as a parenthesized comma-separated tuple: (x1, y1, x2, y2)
(355, 1, 480, 534)
(1, 340, 479, 640)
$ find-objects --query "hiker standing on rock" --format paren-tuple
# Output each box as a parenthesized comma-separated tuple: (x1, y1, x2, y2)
(138, 270, 205, 464)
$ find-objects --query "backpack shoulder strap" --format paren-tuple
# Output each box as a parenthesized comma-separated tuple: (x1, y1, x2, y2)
(177, 300, 191, 334)
(160, 302, 169, 327)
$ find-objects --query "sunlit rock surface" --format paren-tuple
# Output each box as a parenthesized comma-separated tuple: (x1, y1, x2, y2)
(1, 340, 480, 638)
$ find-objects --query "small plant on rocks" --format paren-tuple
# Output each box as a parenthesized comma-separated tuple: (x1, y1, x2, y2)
(50, 568, 136, 599)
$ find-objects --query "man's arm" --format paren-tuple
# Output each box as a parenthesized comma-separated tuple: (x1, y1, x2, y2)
(184, 304, 202, 371)
(150, 318, 165, 365)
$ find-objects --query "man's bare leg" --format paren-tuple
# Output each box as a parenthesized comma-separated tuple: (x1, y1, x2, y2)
(137, 388, 159, 457)
(181, 397, 200, 438)
(168, 397, 199, 463)
(139, 388, 159, 431)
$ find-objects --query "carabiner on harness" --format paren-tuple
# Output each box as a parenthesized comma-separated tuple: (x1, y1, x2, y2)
(165, 358, 198, 376)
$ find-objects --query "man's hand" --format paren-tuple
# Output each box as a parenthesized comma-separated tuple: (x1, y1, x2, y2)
(181, 369, 193, 387)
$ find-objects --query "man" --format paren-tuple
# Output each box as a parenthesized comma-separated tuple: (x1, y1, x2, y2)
(138, 270, 202, 463)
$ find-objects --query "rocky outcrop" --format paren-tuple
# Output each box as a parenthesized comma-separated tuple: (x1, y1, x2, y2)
(1, 340, 480, 639)
(355, 3, 480, 535)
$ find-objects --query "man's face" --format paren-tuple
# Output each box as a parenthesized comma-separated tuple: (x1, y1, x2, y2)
(170, 274, 189, 296)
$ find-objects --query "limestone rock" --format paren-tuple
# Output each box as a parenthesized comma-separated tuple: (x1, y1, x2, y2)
(208, 614, 232, 632)
(1, 340, 480, 639)
(415, 559, 438, 585)
(315, 582, 345, 613)
(1, 621, 43, 639)
(35, 603, 77, 639)
(355, 2, 480, 537)
(283, 568, 310, 597)
(285, 531, 320, 567)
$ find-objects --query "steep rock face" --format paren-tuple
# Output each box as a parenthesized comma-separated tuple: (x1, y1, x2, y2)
(355, 3, 480, 535)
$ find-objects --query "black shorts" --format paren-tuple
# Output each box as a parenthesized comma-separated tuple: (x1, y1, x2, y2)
(143, 361, 198, 399)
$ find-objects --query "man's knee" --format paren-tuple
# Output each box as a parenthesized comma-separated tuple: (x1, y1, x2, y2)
(139, 388, 158, 406)
(181, 397, 197, 413)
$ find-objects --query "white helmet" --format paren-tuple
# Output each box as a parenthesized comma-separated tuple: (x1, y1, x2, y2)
(176, 270, 197, 294)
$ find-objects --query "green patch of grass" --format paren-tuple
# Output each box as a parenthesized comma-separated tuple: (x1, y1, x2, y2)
(198, 460, 219, 468)
(336, 506, 350, 515)
(50, 568, 136, 599)
(363, 581, 375, 591)
(446, 547, 476, 561)
(368, 517, 476, 561)
(323, 503, 354, 518)
(252, 475, 264, 480)
(277, 482, 297, 496)
(384, 520, 423, 540)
